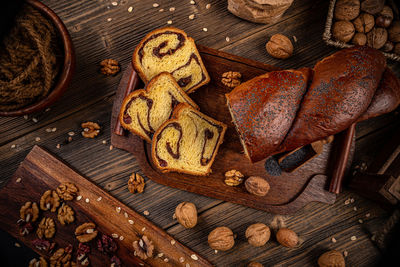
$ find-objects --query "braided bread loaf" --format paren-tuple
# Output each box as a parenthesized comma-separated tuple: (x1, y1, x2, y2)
(226, 46, 400, 163)
(133, 27, 210, 94)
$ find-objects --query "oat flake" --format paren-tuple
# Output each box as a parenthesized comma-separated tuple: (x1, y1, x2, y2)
(159, 8, 164, 12)
(358, 219, 363, 224)
(366, 213, 370, 217)
(153, 3, 159, 8)
(15, 242, 21, 247)
(32, 118, 38, 123)
(344, 199, 350, 205)
(186, 263, 191, 267)
(56, 144, 61, 149)
(191, 254, 198, 260)
(190, 0, 195, 4)
(353, 206, 357, 211)
(76, 195, 82, 201)
(157, 253, 164, 258)
(128, 6, 133, 12)
(96, 196, 102, 202)
(143, 210, 149, 216)
(23, 115, 28, 120)
(202, 27, 208, 32)
(119, 235, 124, 241)
(214, 250, 218, 254)
(164, 258, 169, 262)
(102, 140, 106, 144)
(179, 257, 185, 263)
(68, 131, 75, 136)
(46, 128, 52, 133)
(206, 3, 211, 9)
(351, 236, 356, 241)
(112, 1, 118, 6)
(142, 227, 146, 232)
(35, 137, 41, 142)
(170, 240, 176, 245)
(112, 233, 119, 238)
(124, 212, 128, 218)
(107, 18, 112, 22)
(225, 36, 230, 42)
(331, 237, 337, 243)
(128, 219, 134, 224)
(189, 14, 195, 20)
(11, 144, 16, 148)
(85, 198, 90, 203)
(16, 177, 22, 183)
(116, 207, 121, 213)
(109, 145, 113, 150)
(167, 20, 172, 24)
(51, 127, 57, 132)
(169, 7, 175, 11)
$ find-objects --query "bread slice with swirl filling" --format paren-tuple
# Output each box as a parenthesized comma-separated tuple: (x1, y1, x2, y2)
(152, 103, 227, 175)
(133, 27, 210, 94)
(119, 72, 198, 142)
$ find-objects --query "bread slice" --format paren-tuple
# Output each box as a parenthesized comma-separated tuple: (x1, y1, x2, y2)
(132, 27, 210, 94)
(119, 72, 198, 142)
(152, 103, 227, 175)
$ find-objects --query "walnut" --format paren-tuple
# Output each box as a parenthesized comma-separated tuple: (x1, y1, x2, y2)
(132, 235, 154, 260)
(332, 21, 355, 42)
(40, 190, 60, 212)
(334, 0, 360, 21)
(353, 13, 375, 33)
(37, 217, 56, 239)
(361, 0, 385, 15)
(221, 71, 242, 88)
(50, 247, 73, 267)
(57, 204, 75, 225)
(175, 202, 197, 228)
(75, 222, 98, 243)
(56, 182, 78, 201)
(382, 41, 394, 52)
(388, 21, 400, 43)
(367, 27, 388, 49)
(394, 43, 400, 55)
(248, 262, 263, 267)
(81, 122, 100, 138)
(127, 172, 145, 194)
(111, 256, 122, 267)
(29, 257, 48, 267)
(352, 33, 367, 45)
(245, 223, 271, 247)
(76, 245, 90, 267)
(376, 16, 392, 28)
(100, 59, 120, 76)
(224, 169, 244, 186)
(20, 201, 39, 222)
(208, 226, 235, 251)
(318, 250, 345, 267)
(245, 176, 270, 197)
(17, 219, 34, 236)
(97, 234, 117, 254)
(276, 228, 299, 248)
(266, 34, 293, 59)
(32, 239, 56, 253)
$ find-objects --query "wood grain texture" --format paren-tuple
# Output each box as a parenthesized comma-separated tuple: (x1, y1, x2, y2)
(0, 146, 212, 267)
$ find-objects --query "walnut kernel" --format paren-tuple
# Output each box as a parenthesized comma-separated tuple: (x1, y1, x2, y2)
(367, 27, 388, 49)
(266, 34, 293, 59)
(75, 222, 98, 243)
(334, 0, 360, 21)
(56, 182, 78, 201)
(100, 59, 120, 75)
(208, 226, 235, 251)
(81, 122, 100, 138)
(352, 33, 367, 45)
(133, 235, 154, 260)
(128, 172, 145, 194)
(29, 257, 48, 267)
(175, 202, 198, 228)
(224, 169, 244, 186)
(50, 247, 72, 267)
(37, 217, 56, 239)
(388, 21, 400, 43)
(332, 21, 355, 42)
(245, 223, 271, 247)
(245, 176, 270, 197)
(221, 71, 242, 88)
(353, 13, 375, 33)
(57, 204, 75, 225)
(40, 190, 60, 212)
(318, 250, 345, 267)
(276, 228, 299, 248)
(20, 201, 39, 222)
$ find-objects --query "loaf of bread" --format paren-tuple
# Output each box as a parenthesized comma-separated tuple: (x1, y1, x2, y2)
(133, 27, 210, 94)
(226, 46, 399, 163)
(152, 103, 227, 175)
(119, 72, 198, 142)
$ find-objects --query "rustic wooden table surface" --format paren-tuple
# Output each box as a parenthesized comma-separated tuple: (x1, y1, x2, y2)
(1, 0, 400, 266)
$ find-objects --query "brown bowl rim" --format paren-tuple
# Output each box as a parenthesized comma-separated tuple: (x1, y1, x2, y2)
(0, 0, 75, 117)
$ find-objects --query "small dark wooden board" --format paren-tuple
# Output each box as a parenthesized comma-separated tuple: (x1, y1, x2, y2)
(111, 45, 355, 214)
(0, 146, 212, 267)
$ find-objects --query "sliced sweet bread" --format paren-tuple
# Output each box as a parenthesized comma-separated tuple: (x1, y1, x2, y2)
(119, 72, 198, 142)
(133, 27, 210, 94)
(152, 103, 227, 176)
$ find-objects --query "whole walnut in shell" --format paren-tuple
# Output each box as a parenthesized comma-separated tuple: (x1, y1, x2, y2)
(266, 34, 293, 59)
(245, 176, 270, 197)
(208, 226, 235, 251)
(352, 33, 367, 45)
(276, 228, 299, 248)
(376, 6, 393, 28)
(361, 0, 385, 15)
(317, 250, 345, 267)
(367, 27, 388, 49)
(388, 21, 400, 43)
(175, 202, 197, 228)
(248, 262, 263, 267)
(353, 13, 375, 33)
(332, 21, 355, 42)
(382, 41, 394, 52)
(245, 223, 270, 247)
(334, 0, 360, 21)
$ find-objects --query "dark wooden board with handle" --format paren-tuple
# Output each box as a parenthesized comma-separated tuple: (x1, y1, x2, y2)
(111, 45, 355, 214)
(0, 146, 212, 267)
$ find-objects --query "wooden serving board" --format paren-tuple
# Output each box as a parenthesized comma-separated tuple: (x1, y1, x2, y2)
(111, 45, 355, 214)
(0, 146, 212, 267)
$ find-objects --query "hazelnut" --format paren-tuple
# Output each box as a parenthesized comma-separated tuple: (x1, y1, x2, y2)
(361, 0, 385, 15)
(381, 41, 394, 52)
(334, 0, 360, 21)
(394, 43, 400, 55)
(245, 223, 270, 247)
(276, 228, 299, 248)
(245, 176, 270, 197)
(175, 202, 197, 228)
(332, 21, 355, 42)
(388, 21, 400, 43)
(248, 262, 263, 267)
(266, 34, 293, 59)
(367, 27, 388, 49)
(352, 33, 367, 45)
(353, 13, 375, 33)
(376, 16, 392, 28)
(317, 250, 345, 267)
(208, 226, 235, 251)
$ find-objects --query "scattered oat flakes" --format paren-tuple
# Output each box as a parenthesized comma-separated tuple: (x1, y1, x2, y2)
(157, 253, 164, 258)
(143, 210, 149, 216)
(202, 27, 208, 32)
(206, 3, 211, 9)
(344, 199, 350, 205)
(112, 233, 119, 238)
(32, 117, 38, 123)
(353, 206, 358, 211)
(293, 36, 298, 42)
(124, 212, 128, 218)
(96, 196, 102, 202)
(159, 8, 164, 12)
(102, 140, 107, 144)
(85, 198, 90, 203)
(167, 20, 172, 24)
(119, 235, 124, 241)
(142, 227, 146, 232)
(116, 207, 121, 213)
(11, 144, 16, 148)
(359, 219, 363, 223)
(350, 198, 355, 203)
(68, 131, 75, 136)
(46, 128, 52, 133)
(128, 6, 133, 12)
(343, 250, 348, 257)
(107, 18, 112, 22)
(52, 127, 57, 132)
(189, 14, 195, 20)
(190, 0, 195, 4)
(35, 137, 41, 142)
(128, 220, 134, 224)
(350, 236, 356, 241)
(164, 258, 169, 262)
(366, 213, 370, 217)
(226, 36, 230, 42)
(179, 257, 185, 263)
(153, 3, 159, 8)
(331, 237, 337, 243)
(15, 242, 21, 247)
(191, 254, 198, 260)
(56, 144, 61, 149)
(109, 145, 113, 150)
(112, 1, 118, 6)
(169, 7, 175, 11)
(76, 195, 82, 201)
(16, 177, 22, 183)
(170, 240, 176, 245)
(24, 115, 28, 120)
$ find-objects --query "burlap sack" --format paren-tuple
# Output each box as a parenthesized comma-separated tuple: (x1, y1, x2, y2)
(227, 0, 294, 24)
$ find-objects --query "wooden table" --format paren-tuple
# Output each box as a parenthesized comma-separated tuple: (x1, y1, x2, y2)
(1, 0, 399, 266)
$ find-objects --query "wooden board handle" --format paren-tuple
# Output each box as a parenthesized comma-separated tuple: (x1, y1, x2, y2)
(113, 65, 139, 136)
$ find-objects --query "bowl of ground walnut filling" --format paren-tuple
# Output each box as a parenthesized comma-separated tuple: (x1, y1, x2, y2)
(0, 0, 75, 116)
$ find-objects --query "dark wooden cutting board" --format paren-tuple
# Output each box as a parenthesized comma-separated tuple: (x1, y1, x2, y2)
(0, 146, 212, 267)
(111, 45, 355, 214)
